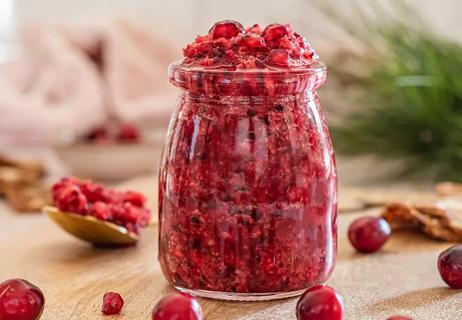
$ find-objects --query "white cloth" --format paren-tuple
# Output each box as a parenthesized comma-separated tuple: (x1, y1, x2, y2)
(0, 20, 178, 146)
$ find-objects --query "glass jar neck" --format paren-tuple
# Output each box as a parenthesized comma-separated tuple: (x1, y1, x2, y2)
(168, 61, 327, 97)
(179, 90, 318, 116)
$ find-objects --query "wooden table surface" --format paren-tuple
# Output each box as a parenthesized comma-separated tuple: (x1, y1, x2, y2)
(0, 181, 459, 320)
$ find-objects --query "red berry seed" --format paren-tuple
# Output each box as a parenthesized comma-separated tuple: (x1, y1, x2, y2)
(239, 35, 267, 52)
(262, 23, 289, 47)
(152, 293, 203, 320)
(438, 245, 462, 289)
(0, 279, 45, 320)
(102, 292, 124, 315)
(266, 49, 290, 67)
(209, 20, 243, 39)
(296, 285, 343, 320)
(348, 216, 391, 253)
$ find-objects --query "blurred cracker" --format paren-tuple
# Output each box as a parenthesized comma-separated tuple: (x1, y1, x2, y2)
(382, 198, 462, 242)
(0, 154, 45, 178)
(3, 182, 51, 212)
(435, 182, 462, 197)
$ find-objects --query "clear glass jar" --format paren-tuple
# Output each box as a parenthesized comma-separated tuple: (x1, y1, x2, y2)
(158, 60, 337, 301)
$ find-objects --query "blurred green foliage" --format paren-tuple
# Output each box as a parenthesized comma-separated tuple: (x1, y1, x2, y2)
(311, 0, 462, 181)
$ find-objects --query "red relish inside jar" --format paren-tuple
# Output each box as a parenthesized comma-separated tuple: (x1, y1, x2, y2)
(158, 21, 337, 300)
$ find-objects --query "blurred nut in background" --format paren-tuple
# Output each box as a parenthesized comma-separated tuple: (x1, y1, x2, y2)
(0, 155, 50, 212)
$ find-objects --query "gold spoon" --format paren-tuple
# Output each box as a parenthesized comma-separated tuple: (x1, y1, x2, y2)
(42, 206, 139, 246)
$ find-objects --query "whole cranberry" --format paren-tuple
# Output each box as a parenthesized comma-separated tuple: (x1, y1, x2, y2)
(266, 49, 290, 67)
(348, 216, 391, 253)
(438, 245, 462, 289)
(102, 292, 124, 315)
(296, 285, 343, 320)
(209, 20, 243, 39)
(152, 293, 203, 320)
(118, 124, 140, 142)
(0, 279, 45, 320)
(386, 317, 413, 320)
(262, 23, 288, 47)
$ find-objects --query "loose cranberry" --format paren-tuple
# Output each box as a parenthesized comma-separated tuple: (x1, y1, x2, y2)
(296, 285, 343, 320)
(266, 49, 290, 67)
(262, 24, 288, 47)
(151, 293, 203, 320)
(117, 124, 140, 142)
(386, 317, 413, 320)
(209, 20, 243, 39)
(101, 292, 124, 315)
(0, 279, 45, 320)
(438, 245, 462, 288)
(348, 216, 391, 253)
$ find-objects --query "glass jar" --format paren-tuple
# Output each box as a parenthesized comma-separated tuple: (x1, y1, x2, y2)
(158, 60, 337, 301)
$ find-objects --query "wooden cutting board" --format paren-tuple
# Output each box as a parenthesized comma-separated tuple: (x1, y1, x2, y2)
(0, 178, 459, 319)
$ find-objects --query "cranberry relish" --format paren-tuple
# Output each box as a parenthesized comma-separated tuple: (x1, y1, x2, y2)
(52, 177, 151, 234)
(159, 21, 336, 296)
(183, 21, 318, 70)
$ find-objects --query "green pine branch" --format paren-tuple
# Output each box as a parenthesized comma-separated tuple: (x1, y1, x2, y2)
(308, 0, 462, 181)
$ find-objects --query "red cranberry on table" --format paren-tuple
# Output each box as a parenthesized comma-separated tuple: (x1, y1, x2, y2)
(152, 293, 203, 320)
(348, 216, 391, 253)
(0, 279, 45, 320)
(438, 245, 462, 289)
(296, 285, 343, 320)
(101, 292, 124, 315)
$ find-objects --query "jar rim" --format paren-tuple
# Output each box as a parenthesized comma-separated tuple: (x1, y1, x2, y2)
(168, 60, 326, 77)
(168, 60, 327, 96)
